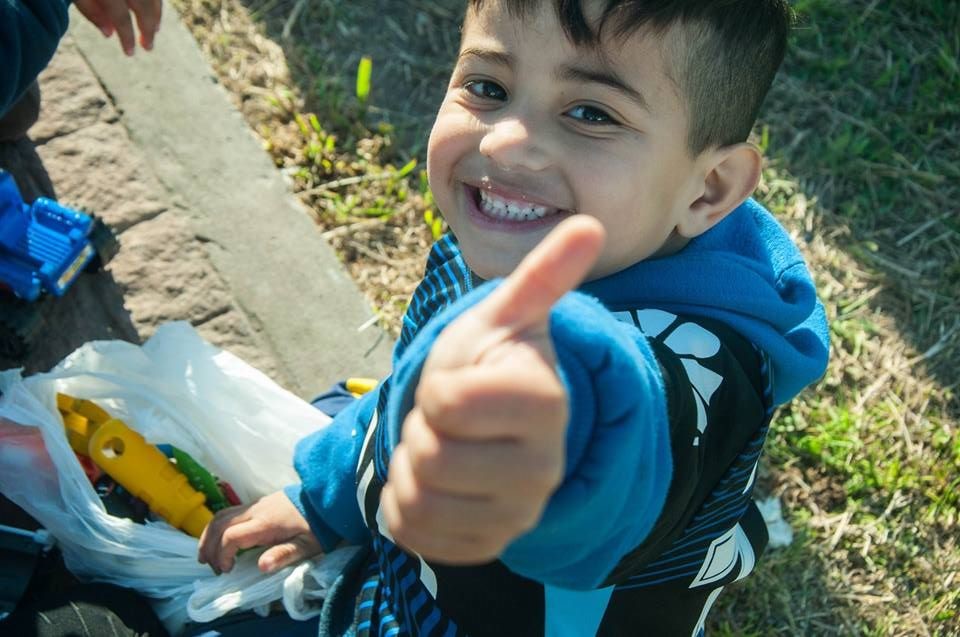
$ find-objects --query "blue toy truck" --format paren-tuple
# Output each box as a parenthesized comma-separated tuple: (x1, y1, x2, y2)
(0, 169, 118, 358)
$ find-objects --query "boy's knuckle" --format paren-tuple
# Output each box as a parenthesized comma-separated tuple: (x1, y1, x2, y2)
(384, 497, 411, 541)
(516, 387, 566, 429)
(399, 490, 436, 527)
(410, 444, 445, 484)
(420, 381, 464, 425)
(220, 526, 242, 548)
(386, 515, 408, 545)
(406, 429, 444, 476)
(541, 378, 566, 403)
(539, 391, 568, 427)
(524, 452, 563, 492)
(414, 375, 436, 408)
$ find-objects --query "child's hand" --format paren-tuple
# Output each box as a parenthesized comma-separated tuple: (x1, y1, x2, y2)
(381, 216, 605, 564)
(197, 490, 322, 575)
(74, 0, 163, 55)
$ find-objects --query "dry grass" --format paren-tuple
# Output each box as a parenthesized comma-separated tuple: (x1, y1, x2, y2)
(171, 0, 959, 634)
(175, 0, 458, 329)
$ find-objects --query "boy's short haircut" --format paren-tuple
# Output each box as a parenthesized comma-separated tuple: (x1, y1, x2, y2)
(466, 0, 793, 155)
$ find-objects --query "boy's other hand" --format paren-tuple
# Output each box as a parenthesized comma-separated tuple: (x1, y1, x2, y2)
(382, 216, 605, 564)
(197, 490, 322, 575)
(74, 0, 163, 55)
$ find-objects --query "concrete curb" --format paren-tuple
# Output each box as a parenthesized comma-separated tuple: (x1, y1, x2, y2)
(69, 7, 393, 398)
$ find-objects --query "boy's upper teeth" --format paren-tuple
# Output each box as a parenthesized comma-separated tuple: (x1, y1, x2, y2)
(479, 188, 554, 221)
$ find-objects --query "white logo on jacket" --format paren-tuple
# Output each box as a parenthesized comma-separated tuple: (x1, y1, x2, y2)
(615, 309, 724, 447)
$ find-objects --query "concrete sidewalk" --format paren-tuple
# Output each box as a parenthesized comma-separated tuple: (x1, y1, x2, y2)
(0, 6, 393, 398)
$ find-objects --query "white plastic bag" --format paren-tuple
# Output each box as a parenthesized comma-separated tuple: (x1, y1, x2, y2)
(0, 322, 332, 631)
(282, 546, 364, 621)
(186, 552, 296, 623)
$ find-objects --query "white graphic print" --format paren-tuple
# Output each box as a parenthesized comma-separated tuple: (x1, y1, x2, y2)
(366, 460, 436, 601)
(611, 310, 636, 324)
(743, 460, 759, 495)
(356, 409, 380, 520)
(357, 409, 440, 600)
(691, 586, 725, 637)
(664, 323, 721, 359)
(372, 484, 440, 598)
(680, 359, 724, 436)
(629, 310, 726, 446)
(634, 309, 677, 338)
(688, 523, 756, 589)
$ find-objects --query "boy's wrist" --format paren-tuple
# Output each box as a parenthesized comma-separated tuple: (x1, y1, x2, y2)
(283, 483, 342, 553)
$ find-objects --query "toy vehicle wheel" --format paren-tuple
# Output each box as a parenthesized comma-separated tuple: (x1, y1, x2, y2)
(0, 296, 44, 359)
(86, 217, 119, 272)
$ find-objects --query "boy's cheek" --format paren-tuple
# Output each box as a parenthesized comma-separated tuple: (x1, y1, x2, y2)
(425, 121, 454, 188)
(425, 134, 463, 212)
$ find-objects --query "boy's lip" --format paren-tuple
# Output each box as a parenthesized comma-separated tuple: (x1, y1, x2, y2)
(460, 182, 573, 231)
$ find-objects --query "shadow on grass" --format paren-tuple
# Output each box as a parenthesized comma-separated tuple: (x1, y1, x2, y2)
(237, 0, 462, 156)
(192, 0, 958, 633)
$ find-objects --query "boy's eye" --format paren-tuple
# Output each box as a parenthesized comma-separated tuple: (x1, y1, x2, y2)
(464, 80, 508, 101)
(566, 104, 618, 125)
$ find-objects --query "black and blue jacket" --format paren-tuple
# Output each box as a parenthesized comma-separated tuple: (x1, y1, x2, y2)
(287, 198, 830, 636)
(0, 0, 71, 117)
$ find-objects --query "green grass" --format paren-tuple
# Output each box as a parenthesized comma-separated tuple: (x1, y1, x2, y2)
(172, 0, 959, 633)
(709, 2, 959, 632)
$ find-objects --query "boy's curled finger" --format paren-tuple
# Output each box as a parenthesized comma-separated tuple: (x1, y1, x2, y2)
(128, 0, 162, 49)
(99, 0, 137, 55)
(197, 505, 248, 570)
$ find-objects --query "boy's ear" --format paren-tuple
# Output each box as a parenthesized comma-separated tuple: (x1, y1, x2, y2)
(676, 143, 762, 239)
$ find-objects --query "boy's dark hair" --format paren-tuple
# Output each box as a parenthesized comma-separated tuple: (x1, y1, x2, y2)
(467, 0, 793, 155)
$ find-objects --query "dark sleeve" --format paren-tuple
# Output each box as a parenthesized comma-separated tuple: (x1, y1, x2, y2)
(603, 312, 769, 584)
(0, 0, 71, 117)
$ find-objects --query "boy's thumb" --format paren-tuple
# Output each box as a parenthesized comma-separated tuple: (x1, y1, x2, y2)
(479, 215, 605, 332)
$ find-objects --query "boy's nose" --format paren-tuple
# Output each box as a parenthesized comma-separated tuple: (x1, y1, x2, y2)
(478, 117, 552, 173)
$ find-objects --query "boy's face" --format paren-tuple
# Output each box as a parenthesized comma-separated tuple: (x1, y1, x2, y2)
(427, 0, 709, 280)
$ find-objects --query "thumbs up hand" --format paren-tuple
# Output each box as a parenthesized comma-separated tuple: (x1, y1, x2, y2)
(381, 216, 605, 564)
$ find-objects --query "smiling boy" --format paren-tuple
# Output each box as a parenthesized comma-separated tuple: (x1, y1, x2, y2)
(429, 2, 745, 280)
(198, 1, 829, 635)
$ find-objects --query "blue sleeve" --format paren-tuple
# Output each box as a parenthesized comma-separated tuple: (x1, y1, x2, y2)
(387, 281, 673, 590)
(0, 0, 71, 117)
(287, 387, 381, 551)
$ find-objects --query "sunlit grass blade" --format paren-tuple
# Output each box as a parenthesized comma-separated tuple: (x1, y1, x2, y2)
(356, 56, 373, 105)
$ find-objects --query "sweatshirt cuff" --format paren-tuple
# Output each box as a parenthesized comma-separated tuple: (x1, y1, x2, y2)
(284, 483, 342, 553)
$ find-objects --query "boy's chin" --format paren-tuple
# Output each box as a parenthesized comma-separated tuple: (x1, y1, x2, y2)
(461, 251, 523, 281)
(469, 262, 516, 281)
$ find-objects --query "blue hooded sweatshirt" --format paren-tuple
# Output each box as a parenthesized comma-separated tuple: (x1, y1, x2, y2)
(287, 197, 829, 628)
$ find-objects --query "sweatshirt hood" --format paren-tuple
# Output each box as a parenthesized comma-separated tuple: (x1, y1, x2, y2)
(582, 198, 830, 405)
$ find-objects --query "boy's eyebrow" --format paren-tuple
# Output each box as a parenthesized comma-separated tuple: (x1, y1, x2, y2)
(557, 65, 652, 113)
(458, 47, 514, 68)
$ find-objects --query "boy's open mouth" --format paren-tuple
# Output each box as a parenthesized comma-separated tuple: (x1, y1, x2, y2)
(464, 183, 569, 226)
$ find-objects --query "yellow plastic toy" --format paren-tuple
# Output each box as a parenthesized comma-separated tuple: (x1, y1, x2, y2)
(57, 393, 214, 538)
(345, 377, 378, 397)
(57, 393, 111, 454)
